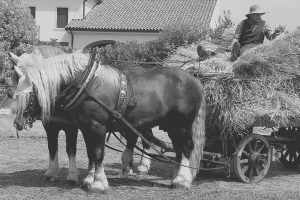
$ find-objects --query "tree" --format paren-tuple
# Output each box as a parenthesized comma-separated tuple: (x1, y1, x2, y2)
(0, 0, 38, 72)
(209, 10, 234, 45)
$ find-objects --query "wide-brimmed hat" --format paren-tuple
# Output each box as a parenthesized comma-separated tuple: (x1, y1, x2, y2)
(245, 5, 266, 17)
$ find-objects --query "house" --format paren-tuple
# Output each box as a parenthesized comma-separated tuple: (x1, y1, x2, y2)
(23, 0, 99, 47)
(65, 0, 220, 50)
(24, 0, 220, 50)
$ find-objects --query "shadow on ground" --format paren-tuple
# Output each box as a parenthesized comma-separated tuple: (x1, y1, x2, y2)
(0, 165, 171, 190)
(0, 160, 299, 190)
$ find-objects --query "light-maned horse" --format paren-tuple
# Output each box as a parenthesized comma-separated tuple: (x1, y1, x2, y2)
(10, 48, 155, 182)
(11, 51, 206, 191)
(9, 45, 80, 182)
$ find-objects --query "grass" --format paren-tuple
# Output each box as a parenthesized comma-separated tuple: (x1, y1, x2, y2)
(1, 116, 300, 200)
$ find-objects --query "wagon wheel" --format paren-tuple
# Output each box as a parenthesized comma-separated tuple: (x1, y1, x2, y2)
(233, 134, 271, 183)
(279, 144, 300, 167)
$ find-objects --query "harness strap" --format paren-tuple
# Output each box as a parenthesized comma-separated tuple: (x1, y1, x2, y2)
(63, 54, 100, 110)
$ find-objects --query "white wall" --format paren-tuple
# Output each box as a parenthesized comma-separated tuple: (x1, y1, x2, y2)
(219, 0, 300, 31)
(210, 0, 221, 28)
(71, 31, 159, 50)
(23, 0, 94, 43)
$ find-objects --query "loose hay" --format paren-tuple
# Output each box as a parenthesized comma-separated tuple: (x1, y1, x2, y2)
(201, 28, 300, 137)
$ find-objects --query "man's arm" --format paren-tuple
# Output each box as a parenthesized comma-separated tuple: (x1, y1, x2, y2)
(229, 21, 244, 50)
(264, 24, 281, 40)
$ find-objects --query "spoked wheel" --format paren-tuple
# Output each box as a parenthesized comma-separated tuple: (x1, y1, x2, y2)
(233, 134, 271, 183)
(279, 144, 300, 167)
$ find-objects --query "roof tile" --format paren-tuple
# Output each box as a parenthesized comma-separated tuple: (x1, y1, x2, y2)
(66, 0, 218, 31)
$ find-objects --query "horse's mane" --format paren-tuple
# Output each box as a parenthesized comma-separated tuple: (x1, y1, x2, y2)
(25, 52, 89, 122)
(11, 45, 65, 88)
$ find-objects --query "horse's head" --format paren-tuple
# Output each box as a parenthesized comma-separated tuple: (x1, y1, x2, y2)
(8, 52, 43, 97)
(9, 50, 89, 131)
(9, 52, 43, 130)
(13, 86, 41, 131)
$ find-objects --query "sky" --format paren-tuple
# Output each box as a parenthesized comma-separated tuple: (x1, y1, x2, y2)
(218, 0, 300, 31)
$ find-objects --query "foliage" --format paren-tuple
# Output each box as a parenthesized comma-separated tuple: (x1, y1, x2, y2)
(0, 0, 38, 85)
(38, 40, 73, 53)
(100, 41, 152, 68)
(157, 23, 205, 48)
(209, 10, 234, 45)
(100, 23, 206, 68)
(0, 0, 38, 54)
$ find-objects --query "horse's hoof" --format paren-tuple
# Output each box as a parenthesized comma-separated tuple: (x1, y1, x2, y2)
(137, 165, 150, 175)
(122, 168, 136, 178)
(171, 176, 191, 189)
(66, 172, 79, 183)
(44, 175, 57, 182)
(88, 181, 109, 193)
(83, 174, 94, 185)
(135, 171, 147, 179)
(44, 169, 59, 182)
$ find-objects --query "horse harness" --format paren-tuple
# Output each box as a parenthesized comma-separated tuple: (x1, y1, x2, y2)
(60, 51, 134, 122)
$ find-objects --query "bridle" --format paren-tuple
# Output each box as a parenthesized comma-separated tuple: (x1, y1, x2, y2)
(21, 86, 41, 129)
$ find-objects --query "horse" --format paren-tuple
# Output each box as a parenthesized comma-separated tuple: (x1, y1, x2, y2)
(11, 51, 206, 191)
(9, 49, 155, 181)
(9, 46, 80, 182)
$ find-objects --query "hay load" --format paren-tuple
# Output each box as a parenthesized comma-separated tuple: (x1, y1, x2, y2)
(203, 28, 300, 136)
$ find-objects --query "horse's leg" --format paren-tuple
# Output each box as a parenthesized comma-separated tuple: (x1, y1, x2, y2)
(81, 130, 96, 186)
(121, 131, 138, 177)
(136, 129, 152, 176)
(82, 120, 108, 192)
(65, 126, 79, 183)
(44, 124, 60, 181)
(169, 128, 193, 189)
(168, 132, 182, 180)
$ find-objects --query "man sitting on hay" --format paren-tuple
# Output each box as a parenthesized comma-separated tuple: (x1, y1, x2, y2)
(197, 5, 282, 62)
(229, 5, 282, 62)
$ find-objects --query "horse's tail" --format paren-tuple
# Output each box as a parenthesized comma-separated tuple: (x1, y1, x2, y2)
(190, 88, 206, 179)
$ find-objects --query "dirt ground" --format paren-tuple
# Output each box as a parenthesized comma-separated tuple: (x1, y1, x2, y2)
(0, 116, 300, 200)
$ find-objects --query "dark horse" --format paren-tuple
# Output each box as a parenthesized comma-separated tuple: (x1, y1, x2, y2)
(11, 51, 206, 191)
(9, 46, 79, 182)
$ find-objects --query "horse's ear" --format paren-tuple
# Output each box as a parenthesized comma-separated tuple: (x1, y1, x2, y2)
(14, 66, 24, 77)
(9, 52, 20, 64)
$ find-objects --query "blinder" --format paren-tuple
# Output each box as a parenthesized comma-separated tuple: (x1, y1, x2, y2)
(23, 86, 41, 128)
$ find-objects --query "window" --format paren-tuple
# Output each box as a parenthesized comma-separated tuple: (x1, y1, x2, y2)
(57, 8, 68, 28)
(29, 7, 36, 19)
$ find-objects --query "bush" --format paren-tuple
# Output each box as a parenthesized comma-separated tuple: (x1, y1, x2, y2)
(100, 23, 206, 68)
(209, 10, 234, 45)
(0, 0, 38, 84)
(38, 40, 73, 53)
(146, 23, 206, 62)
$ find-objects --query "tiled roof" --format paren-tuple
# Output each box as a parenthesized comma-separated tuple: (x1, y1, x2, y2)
(66, 0, 218, 32)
